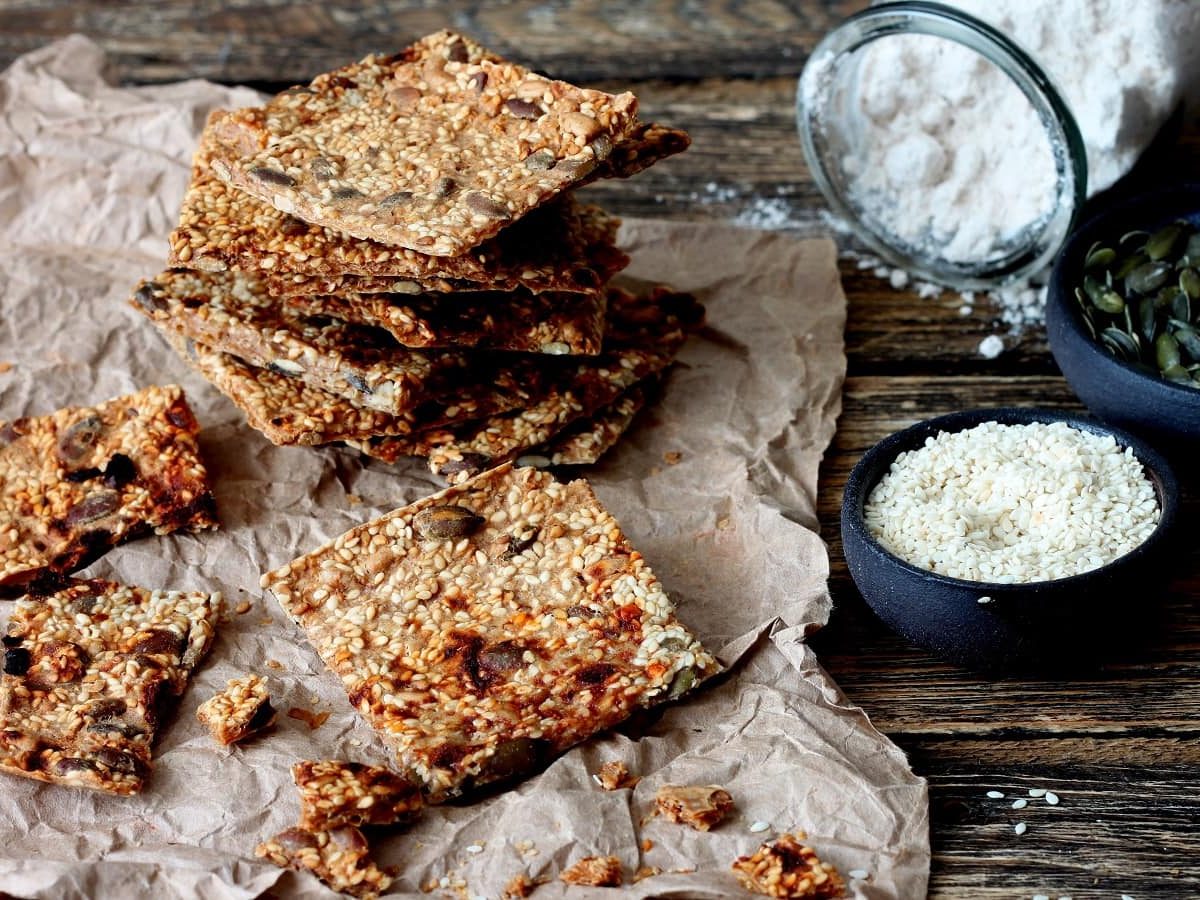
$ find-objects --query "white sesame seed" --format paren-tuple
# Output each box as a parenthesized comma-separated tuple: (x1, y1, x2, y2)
(1045, 792, 1060, 805)
(986, 790, 1005, 799)
(848, 869, 869, 880)
(977, 595, 993, 604)
(466, 844, 483, 854)
(1014, 822, 1028, 835)
(750, 821, 771, 833)
(592, 774, 603, 786)
(1032, 895, 1049, 900)
(1121, 894, 1135, 899)
(1012, 798, 1028, 809)
(1028, 788, 1047, 797)
(1058, 896, 1073, 899)
(863, 421, 1161, 582)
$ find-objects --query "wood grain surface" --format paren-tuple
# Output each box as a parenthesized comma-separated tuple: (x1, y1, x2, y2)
(4, 3, 1198, 897)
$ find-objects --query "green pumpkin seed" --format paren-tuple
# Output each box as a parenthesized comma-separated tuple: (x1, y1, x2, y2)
(1138, 296, 1157, 343)
(1162, 363, 1191, 383)
(1114, 252, 1148, 281)
(1172, 292, 1191, 323)
(1155, 332, 1182, 371)
(1172, 323, 1200, 360)
(1185, 232, 1200, 264)
(1146, 223, 1183, 261)
(1180, 267, 1200, 300)
(1101, 327, 1138, 360)
(1085, 245, 1116, 269)
(1156, 285, 1182, 309)
(1126, 261, 1172, 294)
(1119, 229, 1149, 247)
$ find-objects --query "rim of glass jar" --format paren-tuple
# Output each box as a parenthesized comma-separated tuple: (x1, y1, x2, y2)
(796, 1, 1088, 290)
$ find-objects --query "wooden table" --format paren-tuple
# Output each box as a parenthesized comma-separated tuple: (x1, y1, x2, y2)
(4, 3, 1197, 897)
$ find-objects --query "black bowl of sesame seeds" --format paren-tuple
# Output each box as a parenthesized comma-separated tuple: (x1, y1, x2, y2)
(840, 407, 1179, 673)
(1047, 183, 1200, 450)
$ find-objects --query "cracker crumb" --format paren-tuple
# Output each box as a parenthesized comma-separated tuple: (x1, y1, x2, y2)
(655, 784, 734, 831)
(595, 760, 638, 791)
(663, 450, 683, 465)
(266, 659, 284, 670)
(0, 362, 13, 374)
(641, 838, 654, 852)
(288, 706, 331, 730)
(560, 856, 623, 887)
(633, 866, 661, 882)
(731, 831, 844, 898)
(502, 873, 537, 899)
(347, 493, 363, 506)
(235, 600, 252, 614)
(258, 617, 274, 626)
(196, 674, 276, 746)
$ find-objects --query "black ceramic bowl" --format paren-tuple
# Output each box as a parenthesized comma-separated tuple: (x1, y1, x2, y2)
(1046, 184, 1200, 449)
(840, 408, 1179, 673)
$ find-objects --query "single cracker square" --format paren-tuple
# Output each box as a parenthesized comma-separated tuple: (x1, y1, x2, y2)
(131, 270, 552, 417)
(196, 674, 277, 745)
(283, 288, 607, 355)
(161, 332, 520, 447)
(210, 31, 646, 255)
(172, 120, 630, 297)
(0, 384, 217, 595)
(0, 576, 222, 794)
(261, 463, 719, 801)
(293, 760, 424, 831)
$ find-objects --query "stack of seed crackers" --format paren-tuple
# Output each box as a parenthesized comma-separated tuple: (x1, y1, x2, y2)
(130, 30, 700, 483)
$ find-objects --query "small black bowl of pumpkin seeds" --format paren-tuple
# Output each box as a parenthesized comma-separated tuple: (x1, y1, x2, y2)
(1047, 183, 1200, 447)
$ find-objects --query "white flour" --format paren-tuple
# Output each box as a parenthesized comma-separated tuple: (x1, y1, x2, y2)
(827, 0, 1200, 349)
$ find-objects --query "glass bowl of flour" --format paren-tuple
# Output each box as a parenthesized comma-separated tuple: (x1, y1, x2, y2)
(797, 1, 1088, 288)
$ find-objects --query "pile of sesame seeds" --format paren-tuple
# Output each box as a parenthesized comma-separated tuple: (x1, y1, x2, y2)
(865, 421, 1161, 583)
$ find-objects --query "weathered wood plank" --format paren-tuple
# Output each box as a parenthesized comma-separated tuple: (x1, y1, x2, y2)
(0, 0, 867, 85)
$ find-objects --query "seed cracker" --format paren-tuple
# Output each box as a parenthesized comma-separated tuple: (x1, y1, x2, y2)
(0, 385, 217, 595)
(173, 121, 629, 297)
(541, 382, 649, 466)
(352, 288, 701, 480)
(162, 333, 521, 447)
(0, 576, 222, 794)
(731, 832, 846, 899)
(210, 31, 644, 254)
(284, 288, 607, 355)
(196, 674, 276, 746)
(293, 760, 424, 831)
(261, 463, 719, 801)
(131, 270, 550, 417)
(255, 826, 391, 899)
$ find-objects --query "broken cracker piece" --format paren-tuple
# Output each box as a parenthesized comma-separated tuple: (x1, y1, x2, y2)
(655, 784, 734, 831)
(293, 760, 423, 831)
(595, 760, 638, 791)
(261, 463, 719, 802)
(196, 674, 276, 746)
(0, 576, 222, 794)
(0, 384, 216, 594)
(560, 856, 623, 887)
(255, 826, 391, 899)
(731, 832, 845, 899)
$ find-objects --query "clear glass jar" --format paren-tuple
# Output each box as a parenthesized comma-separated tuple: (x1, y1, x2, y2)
(796, 1, 1088, 289)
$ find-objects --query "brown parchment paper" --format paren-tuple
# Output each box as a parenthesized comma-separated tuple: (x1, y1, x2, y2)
(0, 36, 930, 900)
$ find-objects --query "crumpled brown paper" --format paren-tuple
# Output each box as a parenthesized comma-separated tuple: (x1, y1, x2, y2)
(0, 36, 929, 900)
